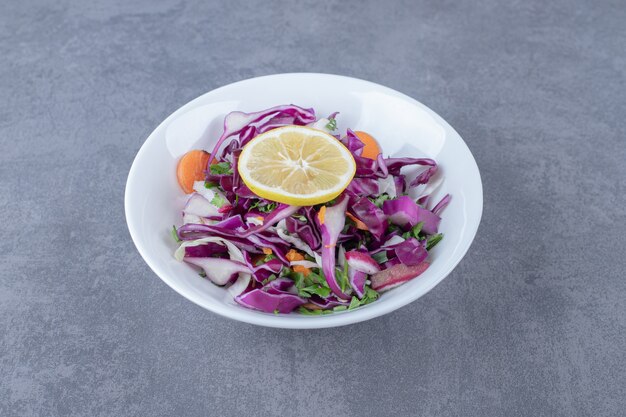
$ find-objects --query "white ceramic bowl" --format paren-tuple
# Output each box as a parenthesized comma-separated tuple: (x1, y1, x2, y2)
(125, 73, 482, 329)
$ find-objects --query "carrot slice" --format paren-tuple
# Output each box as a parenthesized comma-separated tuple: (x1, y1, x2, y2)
(293, 265, 311, 276)
(286, 249, 304, 262)
(176, 150, 211, 194)
(346, 212, 369, 231)
(286, 249, 311, 276)
(354, 131, 381, 160)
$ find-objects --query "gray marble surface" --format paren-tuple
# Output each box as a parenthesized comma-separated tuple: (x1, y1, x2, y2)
(1, 0, 625, 416)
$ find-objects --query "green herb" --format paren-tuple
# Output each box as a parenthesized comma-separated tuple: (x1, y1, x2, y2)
(290, 269, 331, 298)
(261, 274, 277, 285)
(209, 161, 232, 175)
(370, 193, 390, 208)
(348, 287, 380, 310)
(210, 194, 226, 208)
(255, 254, 277, 266)
(371, 251, 388, 264)
(363, 286, 379, 303)
(333, 305, 348, 312)
(426, 233, 443, 250)
(298, 285, 331, 298)
(298, 307, 323, 315)
(171, 225, 181, 243)
(204, 181, 218, 189)
(257, 202, 278, 213)
(273, 309, 280, 315)
(307, 270, 329, 288)
(386, 224, 401, 233)
(288, 271, 306, 289)
(401, 231, 412, 240)
(335, 263, 351, 293)
(325, 117, 337, 131)
(411, 222, 424, 238)
(291, 214, 307, 222)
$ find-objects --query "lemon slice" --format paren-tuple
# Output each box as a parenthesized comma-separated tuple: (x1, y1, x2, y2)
(238, 125, 356, 206)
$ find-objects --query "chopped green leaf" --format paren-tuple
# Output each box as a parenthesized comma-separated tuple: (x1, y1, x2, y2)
(370, 193, 390, 208)
(371, 251, 388, 264)
(386, 224, 401, 233)
(363, 286, 379, 300)
(335, 264, 351, 293)
(411, 222, 424, 238)
(288, 271, 306, 289)
(426, 233, 443, 250)
(333, 305, 348, 312)
(255, 254, 277, 266)
(171, 225, 181, 243)
(210, 194, 227, 208)
(325, 117, 337, 131)
(307, 270, 329, 288)
(204, 181, 218, 189)
(347, 287, 379, 309)
(298, 285, 331, 298)
(209, 161, 232, 175)
(401, 231, 412, 240)
(291, 214, 307, 222)
(261, 274, 277, 285)
(298, 307, 323, 315)
(273, 309, 280, 315)
(258, 202, 278, 213)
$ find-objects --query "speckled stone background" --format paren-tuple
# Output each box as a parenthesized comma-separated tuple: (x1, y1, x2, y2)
(1, 0, 625, 416)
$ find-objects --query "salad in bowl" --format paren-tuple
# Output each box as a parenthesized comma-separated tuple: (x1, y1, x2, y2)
(171, 104, 450, 315)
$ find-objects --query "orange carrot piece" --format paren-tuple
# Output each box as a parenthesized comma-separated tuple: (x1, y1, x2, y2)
(317, 206, 326, 224)
(286, 249, 304, 262)
(354, 131, 381, 160)
(293, 265, 311, 276)
(176, 150, 211, 194)
(346, 212, 369, 231)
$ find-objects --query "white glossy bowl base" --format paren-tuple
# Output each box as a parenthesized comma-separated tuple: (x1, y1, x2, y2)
(125, 73, 483, 329)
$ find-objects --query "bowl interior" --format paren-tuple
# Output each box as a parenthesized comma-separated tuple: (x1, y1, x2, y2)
(125, 73, 482, 328)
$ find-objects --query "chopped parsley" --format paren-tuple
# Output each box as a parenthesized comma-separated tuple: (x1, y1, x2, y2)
(171, 225, 181, 243)
(291, 213, 307, 222)
(210, 194, 226, 208)
(426, 233, 443, 250)
(325, 117, 337, 131)
(209, 161, 232, 175)
(370, 193, 390, 208)
(371, 251, 388, 264)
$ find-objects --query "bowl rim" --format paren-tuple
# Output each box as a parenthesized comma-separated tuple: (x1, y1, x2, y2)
(125, 72, 483, 329)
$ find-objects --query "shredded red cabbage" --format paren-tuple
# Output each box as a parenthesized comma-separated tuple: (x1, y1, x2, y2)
(172, 105, 450, 314)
